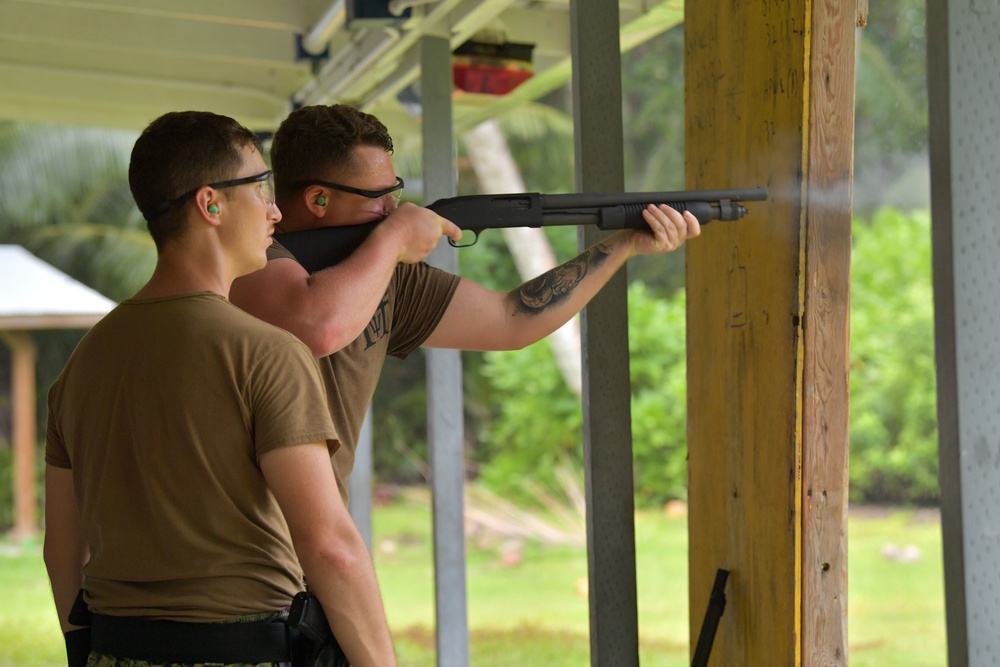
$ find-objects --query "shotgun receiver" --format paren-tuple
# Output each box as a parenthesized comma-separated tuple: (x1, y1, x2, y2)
(275, 187, 767, 273)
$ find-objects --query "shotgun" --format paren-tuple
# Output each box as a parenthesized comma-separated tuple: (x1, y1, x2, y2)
(275, 187, 767, 273)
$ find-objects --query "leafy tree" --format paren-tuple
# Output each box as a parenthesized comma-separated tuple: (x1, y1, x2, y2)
(853, 0, 929, 213)
(849, 208, 937, 503)
(0, 122, 152, 300)
(476, 282, 689, 508)
(489, 103, 577, 195)
(621, 24, 685, 193)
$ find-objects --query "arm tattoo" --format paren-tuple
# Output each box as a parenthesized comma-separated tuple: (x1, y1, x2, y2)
(510, 241, 614, 316)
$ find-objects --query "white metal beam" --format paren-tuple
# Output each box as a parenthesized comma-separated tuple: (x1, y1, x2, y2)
(0, 61, 291, 130)
(3, 0, 330, 29)
(0, 2, 305, 65)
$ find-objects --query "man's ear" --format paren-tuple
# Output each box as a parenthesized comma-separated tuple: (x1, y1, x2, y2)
(195, 188, 222, 225)
(303, 186, 328, 218)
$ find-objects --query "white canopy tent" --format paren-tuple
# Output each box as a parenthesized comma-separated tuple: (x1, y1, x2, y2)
(0, 244, 115, 538)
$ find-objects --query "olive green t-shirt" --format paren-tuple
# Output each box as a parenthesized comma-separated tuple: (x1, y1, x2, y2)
(267, 242, 461, 505)
(46, 292, 338, 622)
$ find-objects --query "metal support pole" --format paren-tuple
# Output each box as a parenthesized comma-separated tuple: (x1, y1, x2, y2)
(928, 1, 1000, 664)
(421, 32, 470, 667)
(570, 2, 639, 665)
(348, 405, 374, 553)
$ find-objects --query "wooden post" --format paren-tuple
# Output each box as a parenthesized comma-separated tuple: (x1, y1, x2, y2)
(685, 0, 855, 664)
(2, 330, 38, 539)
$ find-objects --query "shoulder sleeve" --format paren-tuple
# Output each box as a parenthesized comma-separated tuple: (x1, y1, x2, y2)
(249, 338, 339, 459)
(44, 379, 72, 469)
(387, 262, 461, 359)
(266, 239, 296, 262)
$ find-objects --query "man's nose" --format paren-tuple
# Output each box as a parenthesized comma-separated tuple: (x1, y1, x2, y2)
(380, 196, 399, 215)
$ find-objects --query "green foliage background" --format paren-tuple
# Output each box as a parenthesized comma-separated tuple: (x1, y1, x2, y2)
(475, 282, 689, 507)
(0, 3, 943, 524)
(473, 208, 938, 507)
(849, 208, 937, 503)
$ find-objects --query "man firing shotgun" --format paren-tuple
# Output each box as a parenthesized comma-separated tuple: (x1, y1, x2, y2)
(230, 103, 713, 512)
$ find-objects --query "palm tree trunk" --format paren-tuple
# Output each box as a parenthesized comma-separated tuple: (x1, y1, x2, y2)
(461, 119, 582, 396)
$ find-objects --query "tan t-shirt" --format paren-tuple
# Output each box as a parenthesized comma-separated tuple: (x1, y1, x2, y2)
(267, 242, 461, 504)
(46, 292, 338, 622)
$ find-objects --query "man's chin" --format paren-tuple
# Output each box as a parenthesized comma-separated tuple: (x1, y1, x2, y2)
(244, 251, 268, 275)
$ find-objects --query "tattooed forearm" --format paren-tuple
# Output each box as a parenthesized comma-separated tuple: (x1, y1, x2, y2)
(510, 241, 615, 316)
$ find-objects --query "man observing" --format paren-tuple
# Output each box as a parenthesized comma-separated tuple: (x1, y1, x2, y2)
(44, 110, 400, 667)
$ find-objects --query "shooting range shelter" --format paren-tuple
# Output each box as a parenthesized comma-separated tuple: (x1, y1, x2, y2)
(0, 245, 115, 539)
(0, 0, 995, 664)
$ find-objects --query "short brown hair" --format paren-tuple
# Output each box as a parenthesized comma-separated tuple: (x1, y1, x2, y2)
(270, 104, 394, 204)
(129, 111, 261, 249)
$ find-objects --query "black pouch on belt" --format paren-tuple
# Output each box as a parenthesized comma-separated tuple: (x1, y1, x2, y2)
(287, 591, 350, 667)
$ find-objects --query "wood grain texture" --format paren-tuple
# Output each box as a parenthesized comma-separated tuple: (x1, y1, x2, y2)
(801, 0, 854, 664)
(685, 0, 853, 664)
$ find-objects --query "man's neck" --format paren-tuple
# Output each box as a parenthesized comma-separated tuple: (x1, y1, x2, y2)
(134, 243, 234, 300)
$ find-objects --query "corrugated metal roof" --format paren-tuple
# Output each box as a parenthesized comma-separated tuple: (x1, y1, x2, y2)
(0, 244, 115, 329)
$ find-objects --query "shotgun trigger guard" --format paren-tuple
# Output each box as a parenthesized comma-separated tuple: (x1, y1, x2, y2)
(449, 230, 480, 248)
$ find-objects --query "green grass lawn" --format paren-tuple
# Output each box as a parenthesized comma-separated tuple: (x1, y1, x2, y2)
(0, 495, 945, 667)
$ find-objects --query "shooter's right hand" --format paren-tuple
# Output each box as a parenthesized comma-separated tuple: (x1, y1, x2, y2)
(374, 202, 462, 264)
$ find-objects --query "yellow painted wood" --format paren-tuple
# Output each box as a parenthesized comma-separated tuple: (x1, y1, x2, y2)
(685, 0, 854, 664)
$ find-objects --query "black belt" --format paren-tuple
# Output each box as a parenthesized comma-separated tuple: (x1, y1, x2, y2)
(91, 613, 292, 664)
